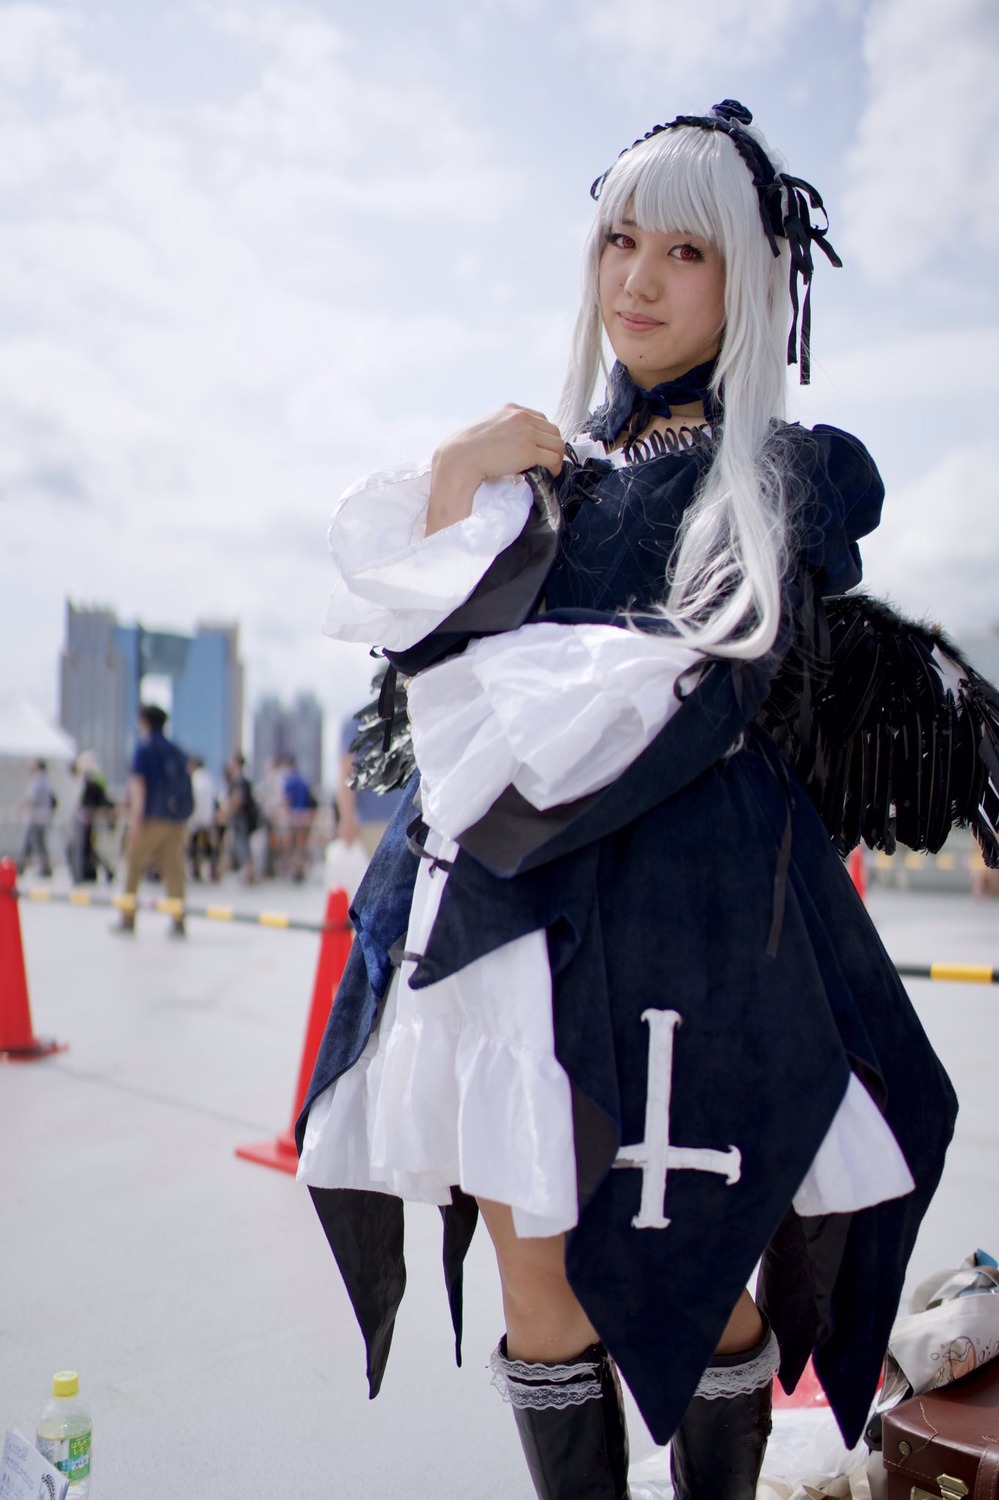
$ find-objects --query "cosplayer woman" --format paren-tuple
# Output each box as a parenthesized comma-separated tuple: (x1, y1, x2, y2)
(298, 102, 958, 1499)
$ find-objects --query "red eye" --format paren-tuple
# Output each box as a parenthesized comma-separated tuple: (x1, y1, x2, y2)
(608, 231, 636, 251)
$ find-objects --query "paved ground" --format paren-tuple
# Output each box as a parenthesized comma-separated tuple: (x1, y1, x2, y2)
(0, 868, 996, 1498)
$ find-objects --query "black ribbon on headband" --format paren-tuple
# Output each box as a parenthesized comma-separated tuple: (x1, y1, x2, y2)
(590, 99, 842, 384)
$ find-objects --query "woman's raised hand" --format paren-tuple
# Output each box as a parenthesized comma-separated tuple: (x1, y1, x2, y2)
(426, 404, 565, 536)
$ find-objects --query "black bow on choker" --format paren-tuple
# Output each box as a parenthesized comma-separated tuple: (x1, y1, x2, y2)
(585, 358, 719, 447)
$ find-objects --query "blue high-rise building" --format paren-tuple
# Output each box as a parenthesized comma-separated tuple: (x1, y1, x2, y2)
(60, 604, 244, 789)
(171, 625, 245, 780)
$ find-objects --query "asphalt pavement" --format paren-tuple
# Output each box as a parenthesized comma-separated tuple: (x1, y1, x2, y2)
(1, 867, 995, 1498)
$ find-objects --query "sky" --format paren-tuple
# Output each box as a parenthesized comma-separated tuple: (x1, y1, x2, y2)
(1, 0, 997, 769)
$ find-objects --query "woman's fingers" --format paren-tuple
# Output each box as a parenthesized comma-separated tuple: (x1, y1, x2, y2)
(427, 404, 564, 535)
(509, 406, 566, 477)
(504, 404, 564, 452)
(532, 427, 566, 478)
(446, 405, 564, 484)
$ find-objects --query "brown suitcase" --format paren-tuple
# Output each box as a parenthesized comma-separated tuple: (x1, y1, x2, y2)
(882, 1357, 999, 1499)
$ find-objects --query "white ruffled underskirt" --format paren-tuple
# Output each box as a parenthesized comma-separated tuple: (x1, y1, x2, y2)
(297, 835, 915, 1238)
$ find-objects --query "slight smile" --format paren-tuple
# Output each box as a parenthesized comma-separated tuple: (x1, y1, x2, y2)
(616, 311, 664, 332)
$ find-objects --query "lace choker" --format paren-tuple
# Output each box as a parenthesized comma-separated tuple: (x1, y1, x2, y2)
(585, 358, 719, 447)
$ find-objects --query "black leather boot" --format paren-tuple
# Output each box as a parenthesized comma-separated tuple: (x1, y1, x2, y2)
(669, 1323, 779, 1500)
(491, 1336, 630, 1500)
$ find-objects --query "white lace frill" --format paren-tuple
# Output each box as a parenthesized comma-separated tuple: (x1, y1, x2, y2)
(693, 1330, 781, 1400)
(490, 1344, 604, 1410)
(408, 622, 704, 840)
(323, 464, 533, 651)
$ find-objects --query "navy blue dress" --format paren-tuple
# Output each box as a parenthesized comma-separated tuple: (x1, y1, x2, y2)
(300, 422, 957, 1449)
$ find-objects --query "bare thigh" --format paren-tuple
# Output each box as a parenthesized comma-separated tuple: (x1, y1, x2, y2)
(477, 1197, 764, 1362)
(476, 1197, 600, 1362)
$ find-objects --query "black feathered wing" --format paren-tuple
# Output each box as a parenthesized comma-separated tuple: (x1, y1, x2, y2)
(760, 592, 999, 868)
(349, 589, 999, 872)
(346, 661, 416, 796)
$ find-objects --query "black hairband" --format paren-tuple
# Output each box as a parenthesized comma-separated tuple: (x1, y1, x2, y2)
(590, 99, 841, 384)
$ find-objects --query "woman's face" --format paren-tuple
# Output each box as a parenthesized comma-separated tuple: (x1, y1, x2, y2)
(598, 214, 726, 389)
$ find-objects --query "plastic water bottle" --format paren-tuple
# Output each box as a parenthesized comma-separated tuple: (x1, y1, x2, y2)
(36, 1370, 92, 1496)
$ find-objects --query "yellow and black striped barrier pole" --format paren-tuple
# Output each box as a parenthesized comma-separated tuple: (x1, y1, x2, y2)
(894, 963, 999, 985)
(10, 883, 348, 935)
(4, 881, 997, 981)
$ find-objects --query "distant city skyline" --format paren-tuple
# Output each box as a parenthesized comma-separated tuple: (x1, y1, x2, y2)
(60, 603, 244, 788)
(2, 1, 997, 746)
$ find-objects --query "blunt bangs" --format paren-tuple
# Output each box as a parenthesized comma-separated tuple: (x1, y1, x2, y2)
(596, 128, 726, 247)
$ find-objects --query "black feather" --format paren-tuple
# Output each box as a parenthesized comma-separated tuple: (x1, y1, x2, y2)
(347, 592, 999, 867)
(760, 592, 999, 868)
(347, 660, 416, 796)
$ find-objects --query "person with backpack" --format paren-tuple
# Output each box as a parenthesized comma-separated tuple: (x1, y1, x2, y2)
(114, 703, 192, 936)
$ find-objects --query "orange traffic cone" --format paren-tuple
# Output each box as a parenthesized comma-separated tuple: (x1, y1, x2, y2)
(848, 846, 867, 902)
(0, 858, 66, 1060)
(236, 887, 352, 1173)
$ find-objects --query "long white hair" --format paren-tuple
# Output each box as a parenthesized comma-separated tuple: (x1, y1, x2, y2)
(555, 121, 794, 660)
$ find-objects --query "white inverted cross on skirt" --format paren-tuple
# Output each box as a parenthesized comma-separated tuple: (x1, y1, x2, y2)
(614, 1008, 742, 1229)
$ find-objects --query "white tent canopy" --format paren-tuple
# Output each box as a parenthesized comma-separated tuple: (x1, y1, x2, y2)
(0, 695, 78, 862)
(0, 692, 77, 762)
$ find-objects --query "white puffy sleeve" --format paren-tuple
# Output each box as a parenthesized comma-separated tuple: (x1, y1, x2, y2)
(407, 621, 705, 838)
(323, 464, 533, 651)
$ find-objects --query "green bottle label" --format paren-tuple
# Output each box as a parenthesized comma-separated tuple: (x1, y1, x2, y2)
(65, 1430, 92, 1477)
(38, 1429, 92, 1480)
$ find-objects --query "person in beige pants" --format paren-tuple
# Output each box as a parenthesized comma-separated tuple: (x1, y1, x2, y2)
(114, 704, 189, 937)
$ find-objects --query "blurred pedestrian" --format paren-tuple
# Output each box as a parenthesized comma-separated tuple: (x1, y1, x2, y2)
(17, 759, 55, 878)
(224, 753, 259, 885)
(187, 757, 220, 883)
(114, 704, 192, 936)
(282, 755, 315, 882)
(69, 751, 115, 884)
(970, 844, 999, 898)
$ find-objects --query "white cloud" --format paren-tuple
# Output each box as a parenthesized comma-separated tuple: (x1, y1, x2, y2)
(0, 0, 558, 745)
(0, 338, 175, 513)
(788, 323, 999, 451)
(574, 0, 817, 83)
(859, 441, 999, 633)
(843, 0, 999, 280)
(195, 3, 525, 229)
(0, 0, 994, 765)
(0, 3, 80, 88)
